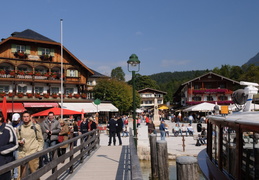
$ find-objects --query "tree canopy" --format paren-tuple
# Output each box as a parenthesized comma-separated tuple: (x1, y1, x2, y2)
(94, 79, 140, 113)
(111, 67, 125, 81)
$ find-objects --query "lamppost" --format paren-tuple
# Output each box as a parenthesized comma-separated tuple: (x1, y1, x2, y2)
(127, 54, 140, 147)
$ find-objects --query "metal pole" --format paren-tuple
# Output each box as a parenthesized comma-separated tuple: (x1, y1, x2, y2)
(60, 19, 64, 119)
(132, 70, 137, 147)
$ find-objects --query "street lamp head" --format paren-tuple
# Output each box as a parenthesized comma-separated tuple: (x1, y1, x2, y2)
(127, 54, 140, 72)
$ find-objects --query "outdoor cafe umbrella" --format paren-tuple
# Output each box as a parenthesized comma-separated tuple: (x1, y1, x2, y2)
(32, 107, 82, 117)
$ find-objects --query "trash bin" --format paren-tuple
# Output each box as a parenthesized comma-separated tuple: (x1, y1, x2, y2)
(197, 123, 202, 132)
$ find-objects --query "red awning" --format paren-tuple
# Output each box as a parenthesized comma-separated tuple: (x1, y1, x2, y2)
(0, 103, 26, 113)
(23, 103, 59, 108)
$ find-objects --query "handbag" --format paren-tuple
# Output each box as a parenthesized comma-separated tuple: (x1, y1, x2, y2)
(58, 135, 64, 143)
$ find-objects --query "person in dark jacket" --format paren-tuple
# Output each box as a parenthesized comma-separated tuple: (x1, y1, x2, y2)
(0, 113, 18, 180)
(80, 118, 88, 134)
(116, 116, 123, 145)
(107, 116, 118, 146)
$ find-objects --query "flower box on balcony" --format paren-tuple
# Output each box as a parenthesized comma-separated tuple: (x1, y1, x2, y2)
(18, 71, 25, 75)
(0, 70, 5, 75)
(40, 54, 52, 61)
(43, 93, 50, 98)
(9, 71, 15, 76)
(14, 51, 27, 59)
(74, 94, 80, 98)
(26, 93, 33, 98)
(17, 93, 24, 98)
(81, 93, 87, 99)
(43, 73, 50, 77)
(35, 72, 42, 76)
(0, 92, 6, 98)
(26, 71, 33, 75)
(67, 93, 73, 98)
(52, 93, 58, 98)
(35, 93, 41, 98)
(8, 92, 13, 97)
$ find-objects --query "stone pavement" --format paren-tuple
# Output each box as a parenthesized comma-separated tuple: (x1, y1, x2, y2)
(98, 120, 206, 160)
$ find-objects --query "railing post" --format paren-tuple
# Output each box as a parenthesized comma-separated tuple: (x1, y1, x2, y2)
(157, 140, 169, 180)
(149, 134, 158, 179)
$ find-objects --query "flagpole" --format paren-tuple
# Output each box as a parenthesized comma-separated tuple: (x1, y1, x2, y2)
(60, 19, 64, 119)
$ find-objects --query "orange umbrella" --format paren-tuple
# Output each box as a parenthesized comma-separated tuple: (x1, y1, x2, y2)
(32, 107, 83, 116)
(2, 97, 7, 122)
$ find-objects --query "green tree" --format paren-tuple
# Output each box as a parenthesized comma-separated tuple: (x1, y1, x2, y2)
(239, 64, 259, 83)
(94, 79, 140, 113)
(111, 67, 125, 81)
(128, 74, 159, 90)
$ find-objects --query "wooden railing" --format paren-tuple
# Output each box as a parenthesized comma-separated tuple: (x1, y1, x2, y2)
(0, 130, 100, 180)
(129, 128, 143, 180)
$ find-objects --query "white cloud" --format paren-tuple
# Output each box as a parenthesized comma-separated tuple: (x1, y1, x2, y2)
(161, 59, 191, 67)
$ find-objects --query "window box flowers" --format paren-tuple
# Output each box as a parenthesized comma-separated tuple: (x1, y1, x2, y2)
(17, 93, 24, 98)
(18, 71, 25, 75)
(8, 92, 13, 97)
(9, 71, 15, 76)
(35, 93, 41, 98)
(35, 72, 42, 76)
(40, 54, 52, 61)
(74, 94, 80, 99)
(67, 93, 73, 98)
(14, 51, 27, 59)
(26, 93, 33, 98)
(81, 93, 87, 99)
(26, 71, 33, 75)
(0, 92, 6, 98)
(43, 93, 50, 98)
(52, 93, 58, 98)
(43, 72, 50, 77)
(0, 70, 5, 75)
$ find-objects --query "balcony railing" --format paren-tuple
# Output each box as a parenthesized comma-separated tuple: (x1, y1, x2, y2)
(189, 88, 233, 94)
(0, 71, 61, 80)
(186, 100, 233, 105)
(0, 93, 88, 100)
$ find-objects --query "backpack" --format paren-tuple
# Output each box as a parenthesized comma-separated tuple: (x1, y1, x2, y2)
(124, 119, 128, 125)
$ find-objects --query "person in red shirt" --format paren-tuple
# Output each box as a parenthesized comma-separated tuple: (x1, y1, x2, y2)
(145, 116, 149, 125)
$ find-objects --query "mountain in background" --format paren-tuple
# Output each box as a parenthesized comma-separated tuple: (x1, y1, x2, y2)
(149, 70, 209, 84)
(244, 52, 259, 66)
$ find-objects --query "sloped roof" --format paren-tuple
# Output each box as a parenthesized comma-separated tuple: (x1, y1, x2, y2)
(11, 29, 56, 42)
(0, 29, 94, 75)
(138, 88, 167, 95)
(89, 69, 109, 78)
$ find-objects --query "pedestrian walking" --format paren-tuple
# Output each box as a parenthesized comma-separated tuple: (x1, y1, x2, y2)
(116, 116, 123, 145)
(58, 119, 69, 160)
(0, 112, 18, 180)
(17, 111, 44, 179)
(107, 116, 118, 146)
(41, 111, 61, 163)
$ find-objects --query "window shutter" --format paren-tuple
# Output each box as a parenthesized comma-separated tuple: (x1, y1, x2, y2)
(75, 70, 78, 77)
(50, 49, 54, 56)
(11, 44, 17, 53)
(25, 46, 30, 54)
(38, 47, 42, 55)
(67, 70, 70, 77)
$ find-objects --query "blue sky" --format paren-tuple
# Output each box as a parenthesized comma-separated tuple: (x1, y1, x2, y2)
(1, 1, 259, 80)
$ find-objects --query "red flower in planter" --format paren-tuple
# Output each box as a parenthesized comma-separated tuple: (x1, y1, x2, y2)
(17, 93, 24, 98)
(8, 92, 13, 97)
(81, 93, 87, 99)
(0, 92, 6, 98)
(52, 93, 58, 98)
(26, 93, 33, 98)
(74, 94, 80, 98)
(43, 93, 50, 98)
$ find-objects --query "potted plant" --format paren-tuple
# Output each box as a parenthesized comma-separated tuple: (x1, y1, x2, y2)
(52, 93, 58, 98)
(81, 93, 87, 99)
(26, 93, 33, 98)
(40, 54, 52, 61)
(74, 94, 80, 98)
(17, 93, 24, 98)
(35, 93, 41, 98)
(43, 93, 50, 98)
(67, 93, 73, 98)
(43, 72, 49, 77)
(51, 72, 57, 78)
(0, 92, 6, 98)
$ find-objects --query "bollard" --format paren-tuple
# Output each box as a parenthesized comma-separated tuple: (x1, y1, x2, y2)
(157, 140, 169, 180)
(182, 136, 185, 152)
(149, 134, 158, 178)
(176, 156, 198, 180)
